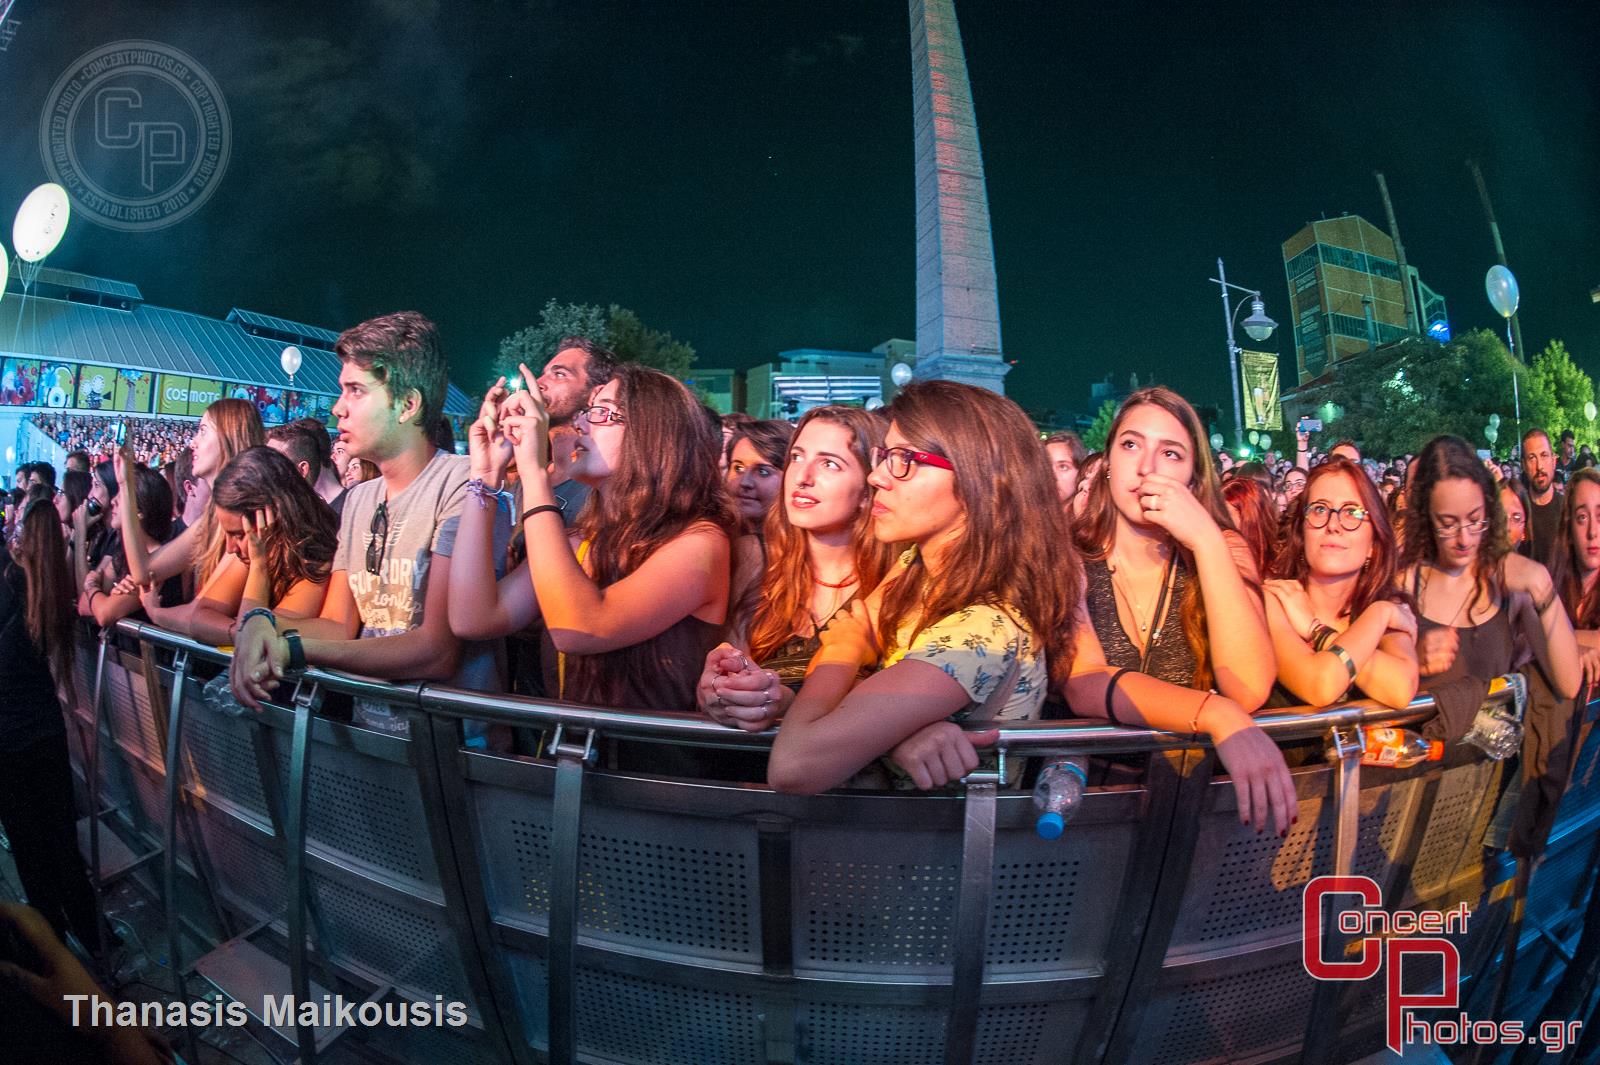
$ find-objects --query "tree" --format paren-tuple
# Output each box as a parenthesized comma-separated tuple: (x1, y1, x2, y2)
(493, 299, 697, 385)
(1300, 330, 1548, 459)
(1082, 398, 1118, 452)
(1525, 340, 1596, 445)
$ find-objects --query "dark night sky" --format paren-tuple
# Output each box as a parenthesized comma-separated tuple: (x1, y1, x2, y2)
(2, 1, 1596, 420)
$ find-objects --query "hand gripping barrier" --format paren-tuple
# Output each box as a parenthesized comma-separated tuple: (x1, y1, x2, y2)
(61, 619, 1600, 1065)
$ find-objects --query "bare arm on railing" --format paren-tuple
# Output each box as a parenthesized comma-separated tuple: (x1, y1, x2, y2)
(1264, 584, 1419, 709)
(1065, 605, 1296, 836)
(768, 601, 974, 795)
(114, 444, 200, 588)
(231, 559, 462, 710)
(1504, 553, 1583, 699)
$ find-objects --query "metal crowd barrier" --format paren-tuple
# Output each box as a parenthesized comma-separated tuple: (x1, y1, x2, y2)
(57, 619, 1600, 1065)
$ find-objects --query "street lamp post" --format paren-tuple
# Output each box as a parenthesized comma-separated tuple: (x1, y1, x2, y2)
(1210, 257, 1278, 450)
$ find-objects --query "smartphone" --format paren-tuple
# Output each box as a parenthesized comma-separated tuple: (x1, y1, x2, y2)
(1297, 417, 1323, 434)
(114, 421, 128, 446)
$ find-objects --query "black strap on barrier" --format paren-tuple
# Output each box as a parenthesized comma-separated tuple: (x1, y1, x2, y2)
(548, 726, 594, 1065)
(946, 764, 1001, 1065)
(160, 648, 203, 1065)
(85, 628, 110, 927)
(285, 685, 320, 1063)
(1302, 726, 1365, 1065)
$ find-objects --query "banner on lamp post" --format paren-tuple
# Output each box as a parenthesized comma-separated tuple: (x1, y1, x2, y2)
(1239, 350, 1282, 432)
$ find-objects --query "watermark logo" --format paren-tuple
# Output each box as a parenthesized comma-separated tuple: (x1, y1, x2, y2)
(39, 40, 230, 232)
(1303, 875, 1582, 1054)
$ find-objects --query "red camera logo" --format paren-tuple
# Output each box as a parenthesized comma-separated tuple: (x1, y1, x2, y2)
(1302, 875, 1582, 1054)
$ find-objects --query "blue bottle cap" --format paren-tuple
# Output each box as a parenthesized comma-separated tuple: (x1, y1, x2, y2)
(1036, 812, 1065, 840)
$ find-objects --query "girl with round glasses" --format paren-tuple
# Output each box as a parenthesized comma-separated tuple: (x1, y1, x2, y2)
(768, 381, 1079, 794)
(1263, 458, 1418, 709)
(695, 406, 896, 732)
(450, 364, 735, 721)
(1399, 435, 1581, 697)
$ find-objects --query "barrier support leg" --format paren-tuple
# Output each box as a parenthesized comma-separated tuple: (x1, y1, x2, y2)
(284, 685, 319, 1064)
(84, 628, 110, 936)
(160, 649, 203, 1065)
(946, 761, 1001, 1065)
(1302, 725, 1365, 1065)
(410, 704, 538, 1065)
(547, 726, 595, 1065)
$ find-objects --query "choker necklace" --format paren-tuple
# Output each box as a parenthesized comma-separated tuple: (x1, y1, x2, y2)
(814, 572, 859, 589)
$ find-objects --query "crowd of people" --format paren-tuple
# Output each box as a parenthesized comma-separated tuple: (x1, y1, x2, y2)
(4, 312, 1597, 1024)
(25, 413, 198, 469)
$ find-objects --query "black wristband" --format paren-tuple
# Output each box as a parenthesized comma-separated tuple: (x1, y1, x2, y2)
(240, 607, 277, 632)
(282, 630, 307, 675)
(521, 503, 564, 523)
(1104, 667, 1132, 725)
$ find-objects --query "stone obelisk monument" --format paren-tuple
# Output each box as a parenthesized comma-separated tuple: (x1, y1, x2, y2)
(908, 0, 1009, 393)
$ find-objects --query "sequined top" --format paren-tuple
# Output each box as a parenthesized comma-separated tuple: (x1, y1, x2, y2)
(1085, 556, 1198, 686)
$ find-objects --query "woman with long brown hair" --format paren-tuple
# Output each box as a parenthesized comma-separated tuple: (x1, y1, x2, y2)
(1061, 387, 1294, 834)
(768, 381, 1080, 793)
(0, 501, 103, 955)
(1399, 435, 1581, 697)
(1543, 467, 1600, 685)
(1263, 458, 1419, 708)
(1073, 386, 1275, 707)
(138, 446, 338, 645)
(696, 406, 896, 730)
(119, 397, 264, 595)
(1222, 476, 1280, 581)
(451, 363, 735, 714)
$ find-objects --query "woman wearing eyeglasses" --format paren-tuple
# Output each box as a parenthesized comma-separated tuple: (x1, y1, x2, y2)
(1399, 435, 1582, 698)
(1262, 459, 1419, 709)
(451, 364, 735, 720)
(768, 381, 1079, 794)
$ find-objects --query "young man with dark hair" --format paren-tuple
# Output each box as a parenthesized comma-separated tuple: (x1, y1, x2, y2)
(231, 312, 511, 745)
(1557, 428, 1577, 484)
(1522, 427, 1562, 567)
(265, 424, 323, 485)
(25, 463, 55, 491)
(533, 336, 619, 519)
(290, 417, 345, 505)
(65, 451, 91, 475)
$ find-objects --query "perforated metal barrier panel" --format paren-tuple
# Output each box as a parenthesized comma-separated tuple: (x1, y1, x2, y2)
(59, 625, 1600, 1065)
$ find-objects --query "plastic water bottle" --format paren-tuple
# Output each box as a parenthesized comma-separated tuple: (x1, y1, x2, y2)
(1361, 727, 1444, 768)
(1033, 758, 1088, 839)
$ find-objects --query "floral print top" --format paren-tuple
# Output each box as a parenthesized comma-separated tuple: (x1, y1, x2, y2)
(881, 604, 1046, 723)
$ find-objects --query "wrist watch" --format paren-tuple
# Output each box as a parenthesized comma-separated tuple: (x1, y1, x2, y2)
(282, 629, 307, 675)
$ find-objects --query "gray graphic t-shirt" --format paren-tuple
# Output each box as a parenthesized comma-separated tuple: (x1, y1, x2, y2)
(333, 450, 511, 742)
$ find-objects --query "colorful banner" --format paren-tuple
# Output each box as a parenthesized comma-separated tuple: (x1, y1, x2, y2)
(0, 359, 41, 405)
(113, 368, 154, 412)
(228, 383, 287, 424)
(158, 374, 193, 416)
(38, 362, 77, 408)
(185, 376, 224, 417)
(1239, 350, 1282, 432)
(75, 367, 114, 410)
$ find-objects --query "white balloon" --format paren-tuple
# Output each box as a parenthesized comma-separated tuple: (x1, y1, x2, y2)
(890, 363, 914, 388)
(1485, 265, 1520, 319)
(865, 397, 884, 411)
(1259, 434, 1272, 452)
(1209, 432, 1225, 451)
(280, 345, 303, 377)
(1248, 430, 1260, 446)
(12, 183, 71, 263)
(1587, 401, 1597, 423)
